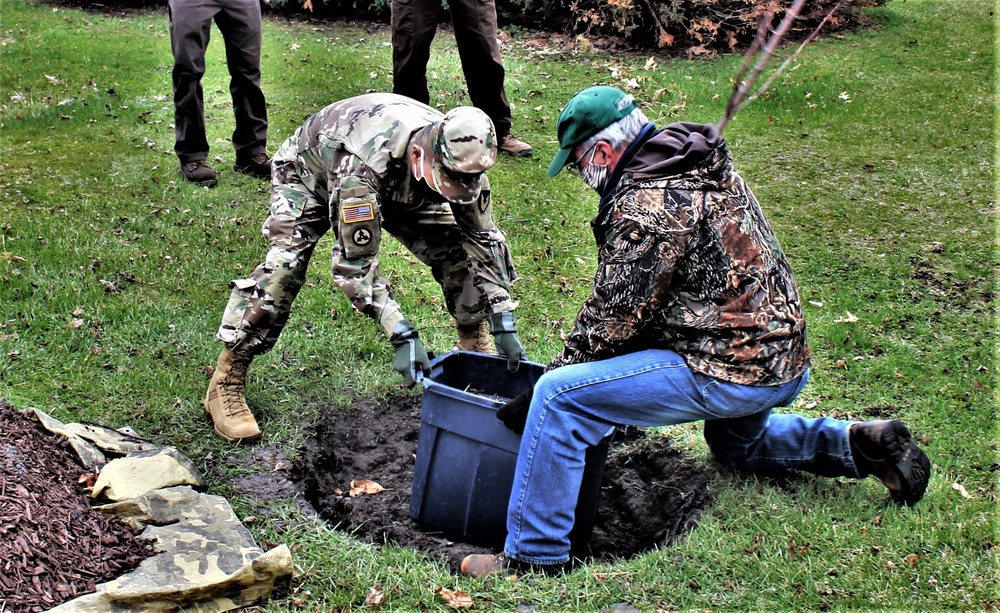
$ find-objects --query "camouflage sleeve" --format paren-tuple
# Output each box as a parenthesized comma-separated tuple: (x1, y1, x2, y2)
(450, 183, 518, 316)
(330, 173, 408, 338)
(549, 188, 697, 369)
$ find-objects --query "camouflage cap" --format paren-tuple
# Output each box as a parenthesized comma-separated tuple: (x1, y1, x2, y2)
(428, 107, 497, 204)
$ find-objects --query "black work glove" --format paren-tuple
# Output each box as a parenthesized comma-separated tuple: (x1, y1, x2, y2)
(389, 320, 432, 387)
(487, 311, 527, 373)
(496, 386, 534, 435)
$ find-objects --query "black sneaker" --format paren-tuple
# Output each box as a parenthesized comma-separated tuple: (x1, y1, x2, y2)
(234, 153, 272, 180)
(180, 160, 218, 187)
(850, 419, 931, 506)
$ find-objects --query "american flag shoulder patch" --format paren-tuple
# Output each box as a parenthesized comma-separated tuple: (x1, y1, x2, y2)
(342, 203, 375, 224)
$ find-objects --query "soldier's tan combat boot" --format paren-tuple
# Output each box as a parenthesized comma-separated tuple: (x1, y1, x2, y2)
(204, 348, 260, 443)
(456, 321, 497, 354)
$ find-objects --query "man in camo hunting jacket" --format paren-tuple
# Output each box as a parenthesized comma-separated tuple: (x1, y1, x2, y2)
(203, 93, 526, 443)
(460, 86, 931, 578)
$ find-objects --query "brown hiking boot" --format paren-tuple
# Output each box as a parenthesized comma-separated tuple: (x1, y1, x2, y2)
(456, 321, 497, 354)
(204, 348, 260, 443)
(460, 553, 564, 577)
(850, 419, 930, 506)
(180, 160, 218, 187)
(234, 152, 272, 180)
(498, 133, 533, 157)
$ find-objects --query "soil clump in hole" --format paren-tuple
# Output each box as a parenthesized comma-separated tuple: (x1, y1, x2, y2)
(292, 391, 716, 571)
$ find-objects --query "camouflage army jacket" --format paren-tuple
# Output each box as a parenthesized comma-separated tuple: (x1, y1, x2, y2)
(550, 122, 810, 386)
(269, 93, 517, 334)
(272, 92, 492, 207)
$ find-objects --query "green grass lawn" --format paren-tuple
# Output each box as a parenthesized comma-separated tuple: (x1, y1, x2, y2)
(1, 0, 996, 610)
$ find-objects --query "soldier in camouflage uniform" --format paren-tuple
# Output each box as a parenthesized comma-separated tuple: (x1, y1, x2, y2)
(461, 86, 930, 577)
(204, 93, 527, 443)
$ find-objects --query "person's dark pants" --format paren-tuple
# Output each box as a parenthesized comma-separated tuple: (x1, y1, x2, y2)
(168, 0, 268, 164)
(390, 0, 513, 137)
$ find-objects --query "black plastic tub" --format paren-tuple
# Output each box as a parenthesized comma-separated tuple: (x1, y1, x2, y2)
(409, 350, 606, 552)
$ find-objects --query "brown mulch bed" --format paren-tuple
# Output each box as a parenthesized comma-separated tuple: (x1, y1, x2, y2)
(0, 398, 156, 613)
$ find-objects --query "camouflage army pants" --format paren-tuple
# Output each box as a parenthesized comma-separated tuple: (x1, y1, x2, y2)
(215, 165, 517, 355)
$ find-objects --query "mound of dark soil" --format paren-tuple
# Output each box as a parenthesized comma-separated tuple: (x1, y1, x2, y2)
(288, 391, 716, 571)
(0, 399, 155, 613)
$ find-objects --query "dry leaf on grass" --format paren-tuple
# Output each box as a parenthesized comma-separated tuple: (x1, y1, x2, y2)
(436, 587, 473, 609)
(835, 311, 860, 323)
(365, 584, 385, 606)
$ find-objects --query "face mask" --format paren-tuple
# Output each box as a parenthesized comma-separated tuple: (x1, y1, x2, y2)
(412, 147, 426, 182)
(580, 161, 611, 193)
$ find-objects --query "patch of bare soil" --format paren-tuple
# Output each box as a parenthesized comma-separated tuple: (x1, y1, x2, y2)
(229, 391, 716, 573)
(0, 399, 156, 613)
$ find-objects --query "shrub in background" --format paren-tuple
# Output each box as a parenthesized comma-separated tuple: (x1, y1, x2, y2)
(265, 0, 390, 21)
(506, 0, 890, 53)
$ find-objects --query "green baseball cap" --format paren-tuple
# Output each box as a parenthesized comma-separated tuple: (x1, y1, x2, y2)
(547, 86, 637, 177)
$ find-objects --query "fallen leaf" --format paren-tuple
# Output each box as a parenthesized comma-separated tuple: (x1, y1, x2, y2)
(350, 479, 386, 497)
(952, 482, 972, 499)
(435, 587, 473, 609)
(787, 538, 810, 555)
(904, 553, 920, 565)
(835, 311, 860, 323)
(365, 584, 385, 606)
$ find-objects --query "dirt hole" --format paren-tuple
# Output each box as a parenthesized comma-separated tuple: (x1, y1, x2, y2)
(281, 391, 716, 572)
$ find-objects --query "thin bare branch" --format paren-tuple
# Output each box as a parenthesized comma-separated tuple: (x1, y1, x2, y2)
(718, 0, 806, 132)
(734, 0, 847, 114)
(721, 0, 778, 129)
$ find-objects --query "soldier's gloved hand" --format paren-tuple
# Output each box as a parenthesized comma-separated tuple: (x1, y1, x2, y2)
(390, 320, 432, 387)
(487, 312, 527, 373)
(496, 386, 533, 435)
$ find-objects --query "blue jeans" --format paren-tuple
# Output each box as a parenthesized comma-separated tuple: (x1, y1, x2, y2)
(505, 349, 862, 565)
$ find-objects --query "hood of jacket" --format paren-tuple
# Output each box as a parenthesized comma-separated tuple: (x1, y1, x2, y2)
(626, 122, 726, 181)
(596, 122, 732, 216)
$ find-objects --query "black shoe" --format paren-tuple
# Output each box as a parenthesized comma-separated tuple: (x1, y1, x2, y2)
(180, 160, 218, 187)
(234, 153, 272, 180)
(850, 419, 930, 506)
